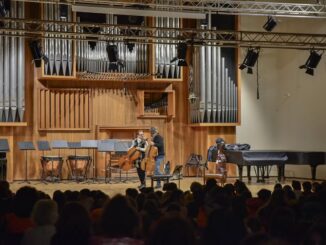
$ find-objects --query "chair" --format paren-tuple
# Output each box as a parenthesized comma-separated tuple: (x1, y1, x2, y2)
(203, 162, 228, 186)
(184, 154, 206, 177)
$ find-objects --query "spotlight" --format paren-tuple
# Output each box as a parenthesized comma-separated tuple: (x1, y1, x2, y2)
(59, 0, 68, 19)
(299, 50, 323, 76)
(0, 0, 10, 16)
(170, 42, 188, 66)
(263, 16, 277, 32)
(29, 40, 48, 68)
(106, 43, 124, 70)
(239, 48, 260, 74)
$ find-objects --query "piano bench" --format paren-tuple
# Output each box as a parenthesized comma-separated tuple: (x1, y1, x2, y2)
(149, 175, 173, 187)
(203, 173, 227, 186)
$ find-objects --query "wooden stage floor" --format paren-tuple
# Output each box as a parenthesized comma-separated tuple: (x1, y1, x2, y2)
(10, 177, 283, 198)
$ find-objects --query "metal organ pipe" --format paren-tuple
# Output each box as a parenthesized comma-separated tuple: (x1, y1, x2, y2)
(10, 1, 17, 121)
(18, 1, 25, 121)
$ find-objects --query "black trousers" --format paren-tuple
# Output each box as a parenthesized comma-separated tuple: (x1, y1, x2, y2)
(137, 167, 145, 184)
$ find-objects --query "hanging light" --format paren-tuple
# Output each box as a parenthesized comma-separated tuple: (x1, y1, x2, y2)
(299, 50, 323, 76)
(170, 42, 188, 66)
(239, 48, 260, 74)
(263, 16, 277, 32)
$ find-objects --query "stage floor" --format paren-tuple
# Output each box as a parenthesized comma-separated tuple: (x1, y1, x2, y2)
(10, 177, 282, 198)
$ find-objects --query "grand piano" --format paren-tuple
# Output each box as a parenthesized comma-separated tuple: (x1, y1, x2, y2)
(224, 150, 326, 182)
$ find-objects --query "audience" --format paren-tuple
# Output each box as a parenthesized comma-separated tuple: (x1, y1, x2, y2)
(21, 199, 58, 245)
(0, 179, 326, 245)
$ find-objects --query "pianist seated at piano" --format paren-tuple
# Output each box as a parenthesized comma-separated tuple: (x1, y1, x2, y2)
(205, 138, 228, 185)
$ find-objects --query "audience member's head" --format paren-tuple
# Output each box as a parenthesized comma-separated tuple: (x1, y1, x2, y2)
(302, 181, 312, 193)
(100, 194, 139, 238)
(126, 188, 139, 200)
(190, 181, 202, 194)
(204, 208, 246, 245)
(147, 216, 195, 245)
(273, 183, 282, 191)
(52, 202, 91, 245)
(206, 178, 217, 191)
(14, 186, 39, 217)
(291, 180, 301, 191)
(32, 199, 58, 226)
(257, 189, 271, 202)
(0, 180, 11, 198)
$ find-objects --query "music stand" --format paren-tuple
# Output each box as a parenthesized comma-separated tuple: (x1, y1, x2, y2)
(98, 140, 116, 183)
(0, 139, 9, 181)
(18, 141, 35, 183)
(51, 140, 68, 182)
(81, 140, 98, 182)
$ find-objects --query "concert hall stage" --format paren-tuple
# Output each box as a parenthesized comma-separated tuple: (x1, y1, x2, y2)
(10, 177, 283, 197)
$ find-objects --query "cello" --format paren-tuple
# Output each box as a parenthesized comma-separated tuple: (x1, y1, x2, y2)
(141, 141, 158, 174)
(117, 146, 142, 171)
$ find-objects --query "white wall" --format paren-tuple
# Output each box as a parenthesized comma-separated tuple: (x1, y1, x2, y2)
(237, 16, 326, 179)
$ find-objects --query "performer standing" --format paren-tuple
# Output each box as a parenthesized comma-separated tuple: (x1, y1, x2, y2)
(150, 127, 165, 188)
(130, 131, 148, 189)
(215, 138, 227, 183)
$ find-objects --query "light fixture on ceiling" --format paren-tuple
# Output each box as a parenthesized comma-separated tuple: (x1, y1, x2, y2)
(299, 50, 323, 76)
(171, 42, 188, 66)
(239, 48, 260, 74)
(106, 43, 124, 70)
(29, 40, 48, 68)
(263, 16, 277, 32)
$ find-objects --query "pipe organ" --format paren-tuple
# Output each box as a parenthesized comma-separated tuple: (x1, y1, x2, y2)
(190, 26, 238, 124)
(43, 4, 73, 76)
(0, 2, 25, 122)
(154, 3, 181, 79)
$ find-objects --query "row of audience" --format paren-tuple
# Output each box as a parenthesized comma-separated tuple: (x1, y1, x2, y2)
(0, 179, 326, 245)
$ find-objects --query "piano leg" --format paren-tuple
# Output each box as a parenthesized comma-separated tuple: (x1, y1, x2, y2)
(247, 165, 251, 182)
(311, 166, 317, 180)
(277, 165, 284, 182)
(237, 165, 243, 181)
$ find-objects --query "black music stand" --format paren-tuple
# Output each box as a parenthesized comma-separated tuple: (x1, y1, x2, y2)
(18, 141, 35, 183)
(0, 139, 9, 181)
(51, 140, 68, 182)
(81, 140, 98, 182)
(98, 140, 116, 183)
(37, 141, 51, 183)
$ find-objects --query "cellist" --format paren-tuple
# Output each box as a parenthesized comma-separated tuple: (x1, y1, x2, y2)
(129, 130, 148, 189)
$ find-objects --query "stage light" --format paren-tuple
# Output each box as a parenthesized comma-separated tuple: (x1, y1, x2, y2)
(170, 42, 188, 66)
(299, 50, 323, 76)
(239, 48, 260, 74)
(263, 16, 277, 32)
(106, 43, 124, 70)
(0, 0, 10, 16)
(29, 40, 48, 68)
(59, 0, 68, 19)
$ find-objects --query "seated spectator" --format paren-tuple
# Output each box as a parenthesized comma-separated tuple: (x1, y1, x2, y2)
(3, 186, 38, 245)
(291, 180, 302, 200)
(147, 216, 195, 245)
(21, 199, 58, 245)
(95, 195, 142, 244)
(51, 202, 91, 245)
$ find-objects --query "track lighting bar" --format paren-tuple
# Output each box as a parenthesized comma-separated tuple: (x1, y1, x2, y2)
(1, 17, 326, 49)
(11, 0, 326, 19)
